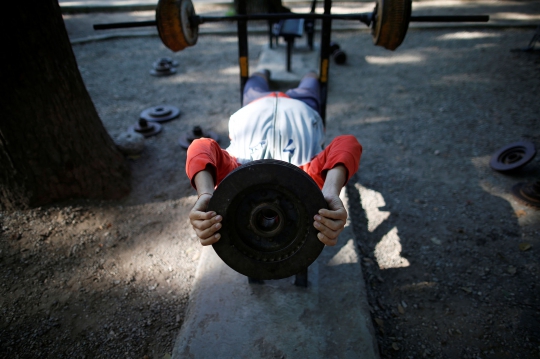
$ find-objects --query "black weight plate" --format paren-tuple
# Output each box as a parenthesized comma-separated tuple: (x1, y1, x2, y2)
(489, 141, 536, 172)
(140, 105, 181, 123)
(208, 159, 327, 280)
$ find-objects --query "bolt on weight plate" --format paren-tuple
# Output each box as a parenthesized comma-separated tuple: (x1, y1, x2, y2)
(178, 126, 219, 149)
(511, 181, 540, 209)
(372, 0, 412, 51)
(129, 119, 162, 138)
(156, 0, 199, 52)
(489, 141, 537, 172)
(208, 159, 327, 280)
(140, 105, 181, 123)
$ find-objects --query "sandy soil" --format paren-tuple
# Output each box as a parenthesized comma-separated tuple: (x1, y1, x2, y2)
(1, 8, 540, 359)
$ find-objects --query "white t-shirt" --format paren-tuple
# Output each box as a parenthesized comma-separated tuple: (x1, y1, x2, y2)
(226, 95, 325, 166)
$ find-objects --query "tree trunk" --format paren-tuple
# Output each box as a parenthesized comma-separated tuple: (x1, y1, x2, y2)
(234, 0, 289, 14)
(0, 0, 130, 210)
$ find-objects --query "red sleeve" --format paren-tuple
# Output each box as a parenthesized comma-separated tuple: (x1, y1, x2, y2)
(299, 135, 362, 189)
(186, 138, 241, 189)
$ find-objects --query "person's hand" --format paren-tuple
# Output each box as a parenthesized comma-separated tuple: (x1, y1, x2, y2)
(189, 193, 222, 246)
(313, 165, 348, 246)
(313, 193, 348, 246)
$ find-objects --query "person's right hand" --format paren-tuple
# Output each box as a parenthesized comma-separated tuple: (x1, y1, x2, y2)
(189, 193, 222, 246)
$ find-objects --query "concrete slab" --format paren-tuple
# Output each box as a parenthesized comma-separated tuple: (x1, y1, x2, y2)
(172, 190, 379, 359)
(255, 43, 320, 89)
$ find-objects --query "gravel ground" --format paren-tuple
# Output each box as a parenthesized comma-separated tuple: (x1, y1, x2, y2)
(1, 10, 540, 359)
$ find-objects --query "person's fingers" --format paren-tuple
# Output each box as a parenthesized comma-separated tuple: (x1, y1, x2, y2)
(199, 231, 221, 246)
(314, 218, 344, 238)
(316, 231, 338, 246)
(189, 194, 224, 245)
(314, 212, 346, 231)
(195, 219, 221, 236)
(191, 213, 222, 231)
(318, 207, 347, 221)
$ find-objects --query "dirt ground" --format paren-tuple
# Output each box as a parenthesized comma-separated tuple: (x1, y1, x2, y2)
(1, 5, 540, 359)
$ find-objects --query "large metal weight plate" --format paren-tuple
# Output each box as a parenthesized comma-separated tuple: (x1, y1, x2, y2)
(372, 0, 412, 50)
(156, 0, 199, 52)
(208, 160, 327, 280)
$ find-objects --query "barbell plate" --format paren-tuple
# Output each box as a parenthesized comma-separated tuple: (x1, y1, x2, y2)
(156, 0, 199, 52)
(489, 141, 537, 172)
(208, 159, 327, 280)
(372, 0, 412, 51)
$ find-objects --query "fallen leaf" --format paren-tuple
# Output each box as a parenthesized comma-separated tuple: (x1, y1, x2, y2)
(460, 287, 472, 293)
(519, 243, 532, 251)
(430, 237, 442, 245)
(514, 210, 526, 218)
(375, 318, 384, 327)
(392, 342, 400, 351)
(507, 265, 517, 275)
(398, 304, 405, 314)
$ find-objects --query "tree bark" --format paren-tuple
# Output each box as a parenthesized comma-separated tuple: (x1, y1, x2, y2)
(0, 0, 131, 210)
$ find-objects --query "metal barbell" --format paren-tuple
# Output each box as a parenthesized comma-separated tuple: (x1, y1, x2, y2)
(94, 0, 489, 52)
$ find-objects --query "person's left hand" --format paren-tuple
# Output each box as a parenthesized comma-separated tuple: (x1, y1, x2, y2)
(313, 193, 348, 246)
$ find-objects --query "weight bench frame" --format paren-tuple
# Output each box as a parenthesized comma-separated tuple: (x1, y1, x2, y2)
(236, 0, 333, 125)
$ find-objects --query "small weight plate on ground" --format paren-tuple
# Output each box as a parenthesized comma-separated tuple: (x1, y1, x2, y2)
(140, 105, 181, 123)
(372, 0, 412, 51)
(208, 159, 327, 280)
(153, 57, 179, 68)
(511, 181, 540, 209)
(489, 141, 536, 172)
(178, 126, 219, 149)
(156, 0, 199, 52)
(150, 62, 177, 77)
(129, 119, 162, 138)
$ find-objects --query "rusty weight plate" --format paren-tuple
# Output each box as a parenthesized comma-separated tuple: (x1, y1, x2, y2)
(140, 105, 180, 123)
(208, 159, 327, 280)
(511, 181, 540, 208)
(156, 0, 199, 52)
(129, 119, 162, 137)
(372, 0, 412, 51)
(490, 141, 536, 172)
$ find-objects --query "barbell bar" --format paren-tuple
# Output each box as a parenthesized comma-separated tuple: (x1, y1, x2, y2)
(94, 0, 489, 52)
(93, 14, 489, 30)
